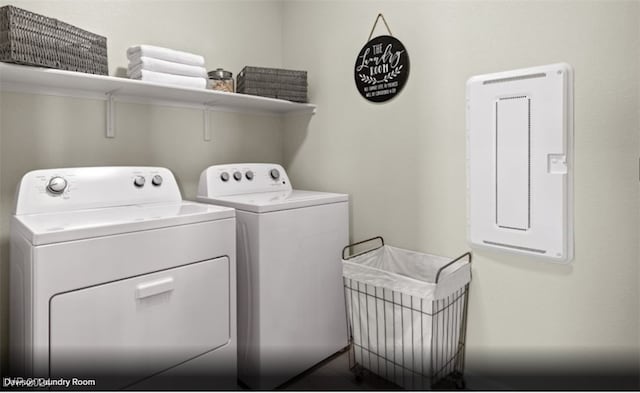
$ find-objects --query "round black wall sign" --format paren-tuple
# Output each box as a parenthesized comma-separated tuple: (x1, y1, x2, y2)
(354, 35, 410, 103)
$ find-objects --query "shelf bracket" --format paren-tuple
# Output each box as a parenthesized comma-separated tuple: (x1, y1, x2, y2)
(203, 103, 214, 142)
(106, 91, 116, 138)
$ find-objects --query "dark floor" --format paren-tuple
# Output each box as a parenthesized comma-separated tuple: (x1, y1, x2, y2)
(265, 352, 640, 391)
(277, 350, 400, 391)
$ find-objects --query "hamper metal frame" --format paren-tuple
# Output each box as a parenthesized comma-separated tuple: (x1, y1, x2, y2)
(342, 237, 472, 389)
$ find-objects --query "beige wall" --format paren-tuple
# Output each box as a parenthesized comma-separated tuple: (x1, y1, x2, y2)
(0, 0, 287, 373)
(282, 0, 640, 385)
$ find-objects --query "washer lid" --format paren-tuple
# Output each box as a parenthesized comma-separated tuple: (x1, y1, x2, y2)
(197, 189, 348, 213)
(13, 201, 234, 246)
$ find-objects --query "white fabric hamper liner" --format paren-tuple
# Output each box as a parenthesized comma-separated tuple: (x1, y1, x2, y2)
(342, 245, 471, 389)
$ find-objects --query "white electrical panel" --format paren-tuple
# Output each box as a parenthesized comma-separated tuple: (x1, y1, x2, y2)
(466, 63, 574, 263)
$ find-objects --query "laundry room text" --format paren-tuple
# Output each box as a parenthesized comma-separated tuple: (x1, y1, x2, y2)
(3, 377, 96, 389)
(354, 34, 410, 103)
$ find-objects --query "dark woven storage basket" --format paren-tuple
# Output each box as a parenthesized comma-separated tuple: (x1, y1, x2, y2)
(237, 66, 308, 103)
(238, 66, 307, 84)
(0, 5, 108, 75)
(236, 86, 308, 103)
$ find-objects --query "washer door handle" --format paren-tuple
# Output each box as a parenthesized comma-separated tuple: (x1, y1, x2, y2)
(136, 277, 174, 299)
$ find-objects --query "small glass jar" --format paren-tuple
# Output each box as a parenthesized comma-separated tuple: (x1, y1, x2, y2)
(207, 68, 234, 92)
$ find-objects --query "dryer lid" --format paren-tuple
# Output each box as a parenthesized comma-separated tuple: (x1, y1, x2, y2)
(13, 201, 234, 245)
(197, 189, 348, 213)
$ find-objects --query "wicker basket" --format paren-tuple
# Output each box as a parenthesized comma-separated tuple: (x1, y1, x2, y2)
(0, 5, 108, 75)
(238, 66, 307, 81)
(237, 66, 307, 103)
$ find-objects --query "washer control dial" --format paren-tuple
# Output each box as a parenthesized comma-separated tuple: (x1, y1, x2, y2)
(220, 172, 230, 182)
(233, 171, 242, 181)
(269, 168, 280, 180)
(245, 170, 254, 180)
(133, 176, 146, 188)
(151, 175, 163, 186)
(47, 176, 67, 194)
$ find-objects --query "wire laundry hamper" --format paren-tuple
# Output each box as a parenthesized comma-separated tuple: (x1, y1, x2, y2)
(342, 237, 472, 390)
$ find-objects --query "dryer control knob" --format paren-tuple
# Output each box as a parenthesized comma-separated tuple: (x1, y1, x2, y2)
(245, 170, 254, 180)
(220, 172, 230, 182)
(151, 175, 163, 186)
(269, 168, 280, 180)
(47, 176, 67, 194)
(233, 171, 242, 181)
(133, 176, 146, 188)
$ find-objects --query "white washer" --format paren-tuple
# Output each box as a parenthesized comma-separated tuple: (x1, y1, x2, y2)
(10, 167, 236, 390)
(197, 163, 348, 389)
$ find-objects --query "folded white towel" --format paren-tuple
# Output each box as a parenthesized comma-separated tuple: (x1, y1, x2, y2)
(128, 56, 207, 78)
(126, 45, 205, 67)
(129, 69, 207, 89)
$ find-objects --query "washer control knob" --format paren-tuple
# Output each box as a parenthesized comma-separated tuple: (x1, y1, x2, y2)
(151, 175, 163, 186)
(269, 168, 280, 180)
(245, 171, 254, 180)
(47, 176, 67, 194)
(220, 172, 230, 182)
(133, 176, 146, 188)
(233, 171, 242, 181)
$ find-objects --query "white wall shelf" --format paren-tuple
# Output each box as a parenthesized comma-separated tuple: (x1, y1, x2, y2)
(0, 63, 316, 140)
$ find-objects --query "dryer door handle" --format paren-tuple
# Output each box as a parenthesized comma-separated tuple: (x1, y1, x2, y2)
(136, 277, 174, 299)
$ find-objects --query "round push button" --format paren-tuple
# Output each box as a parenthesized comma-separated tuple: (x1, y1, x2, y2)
(133, 176, 146, 187)
(269, 168, 280, 180)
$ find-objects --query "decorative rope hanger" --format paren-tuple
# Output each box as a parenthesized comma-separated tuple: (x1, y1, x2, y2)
(367, 13, 393, 42)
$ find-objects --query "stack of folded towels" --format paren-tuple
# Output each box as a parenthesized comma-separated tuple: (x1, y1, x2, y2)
(126, 45, 208, 89)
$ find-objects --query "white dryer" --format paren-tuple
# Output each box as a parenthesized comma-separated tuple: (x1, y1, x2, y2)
(10, 167, 236, 390)
(197, 163, 348, 389)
